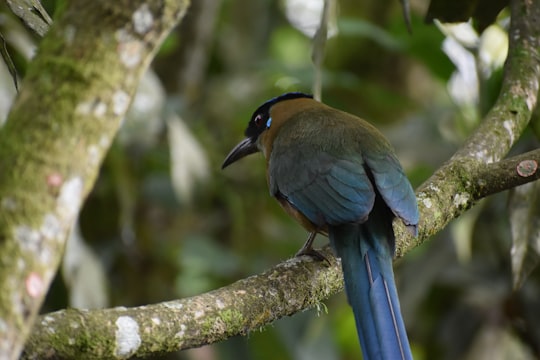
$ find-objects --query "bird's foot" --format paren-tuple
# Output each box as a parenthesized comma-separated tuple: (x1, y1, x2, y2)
(295, 232, 329, 263)
(295, 246, 329, 263)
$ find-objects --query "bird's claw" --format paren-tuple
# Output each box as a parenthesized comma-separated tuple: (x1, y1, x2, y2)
(295, 246, 330, 264)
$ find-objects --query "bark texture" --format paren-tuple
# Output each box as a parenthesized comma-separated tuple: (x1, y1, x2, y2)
(0, 1, 189, 359)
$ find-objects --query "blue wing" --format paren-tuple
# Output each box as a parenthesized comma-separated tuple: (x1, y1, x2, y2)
(364, 151, 419, 233)
(267, 111, 418, 232)
(269, 146, 375, 228)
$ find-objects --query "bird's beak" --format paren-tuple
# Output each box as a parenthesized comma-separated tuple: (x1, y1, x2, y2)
(222, 137, 259, 169)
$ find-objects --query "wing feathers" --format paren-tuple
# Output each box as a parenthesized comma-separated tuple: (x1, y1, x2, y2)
(364, 153, 419, 230)
(268, 112, 418, 231)
(283, 162, 375, 226)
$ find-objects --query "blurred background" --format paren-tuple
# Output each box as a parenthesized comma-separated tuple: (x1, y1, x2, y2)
(2, 0, 540, 359)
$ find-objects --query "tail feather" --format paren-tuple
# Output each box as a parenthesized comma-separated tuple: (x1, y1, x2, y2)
(330, 223, 412, 360)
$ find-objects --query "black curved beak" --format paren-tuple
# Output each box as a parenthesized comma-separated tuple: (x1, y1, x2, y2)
(222, 137, 259, 169)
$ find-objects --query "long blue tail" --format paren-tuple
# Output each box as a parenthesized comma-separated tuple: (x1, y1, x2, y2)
(329, 218, 411, 360)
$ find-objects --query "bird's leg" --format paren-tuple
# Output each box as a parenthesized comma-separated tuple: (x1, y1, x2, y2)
(295, 232, 328, 263)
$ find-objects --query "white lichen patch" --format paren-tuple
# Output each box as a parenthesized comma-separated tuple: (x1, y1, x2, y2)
(99, 135, 111, 148)
(215, 299, 225, 309)
(132, 4, 154, 35)
(17, 213, 62, 265)
(453, 193, 470, 207)
(113, 90, 130, 116)
(15, 225, 41, 253)
(93, 101, 107, 117)
(421, 197, 433, 209)
(40, 213, 61, 240)
(57, 177, 83, 222)
(115, 316, 141, 358)
(194, 310, 205, 319)
(281, 257, 303, 267)
(87, 145, 101, 167)
(473, 149, 494, 164)
(175, 324, 187, 338)
(116, 28, 143, 68)
(151, 317, 161, 325)
(120, 41, 143, 68)
(37, 246, 53, 267)
(527, 78, 539, 111)
(42, 315, 55, 324)
(502, 120, 515, 145)
(75, 98, 107, 118)
(162, 302, 183, 310)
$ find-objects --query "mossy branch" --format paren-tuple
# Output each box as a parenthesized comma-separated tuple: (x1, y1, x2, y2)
(0, 1, 189, 359)
(397, 0, 540, 255)
(24, 248, 342, 359)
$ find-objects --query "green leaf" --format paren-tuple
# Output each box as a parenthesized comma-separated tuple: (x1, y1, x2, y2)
(338, 18, 403, 51)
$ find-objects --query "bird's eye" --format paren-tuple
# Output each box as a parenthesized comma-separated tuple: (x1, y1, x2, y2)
(254, 114, 263, 127)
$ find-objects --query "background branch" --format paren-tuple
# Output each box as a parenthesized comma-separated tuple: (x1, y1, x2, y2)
(399, 0, 540, 254)
(476, 149, 540, 198)
(0, 1, 189, 359)
(5, 0, 52, 37)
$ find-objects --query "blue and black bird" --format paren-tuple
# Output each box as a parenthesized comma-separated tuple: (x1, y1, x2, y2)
(222, 92, 419, 360)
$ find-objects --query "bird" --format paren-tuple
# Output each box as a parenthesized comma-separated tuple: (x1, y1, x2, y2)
(222, 92, 419, 360)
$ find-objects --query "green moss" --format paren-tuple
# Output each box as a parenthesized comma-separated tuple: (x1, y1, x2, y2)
(219, 309, 244, 328)
(200, 316, 215, 335)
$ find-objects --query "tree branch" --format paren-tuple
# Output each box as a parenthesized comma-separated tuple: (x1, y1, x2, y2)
(396, 0, 540, 256)
(18, 0, 540, 358)
(475, 149, 540, 198)
(6, 0, 52, 37)
(0, 1, 189, 359)
(24, 248, 342, 359)
(455, 0, 540, 162)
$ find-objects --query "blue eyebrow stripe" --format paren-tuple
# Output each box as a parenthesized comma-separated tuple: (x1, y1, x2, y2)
(266, 117, 272, 128)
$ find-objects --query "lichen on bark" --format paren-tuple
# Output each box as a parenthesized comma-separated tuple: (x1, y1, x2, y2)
(0, 1, 189, 359)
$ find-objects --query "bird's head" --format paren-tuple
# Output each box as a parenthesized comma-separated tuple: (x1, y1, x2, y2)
(222, 92, 313, 169)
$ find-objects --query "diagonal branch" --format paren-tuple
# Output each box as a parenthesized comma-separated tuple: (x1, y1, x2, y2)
(24, 248, 343, 359)
(454, 0, 540, 163)
(395, 0, 540, 256)
(0, 1, 189, 359)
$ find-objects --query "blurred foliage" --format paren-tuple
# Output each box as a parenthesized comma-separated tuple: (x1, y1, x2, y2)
(2, 0, 540, 359)
(425, 0, 508, 32)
